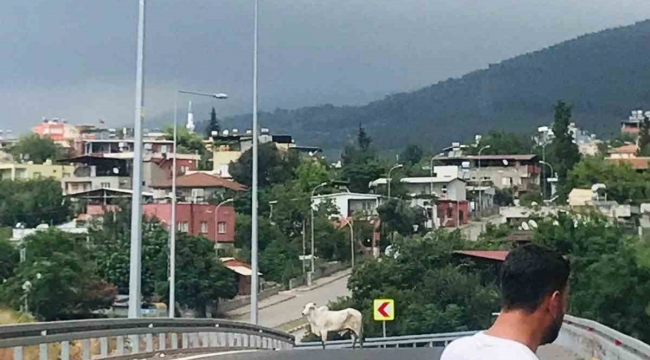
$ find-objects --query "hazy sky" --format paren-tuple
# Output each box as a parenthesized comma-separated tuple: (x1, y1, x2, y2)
(2, 0, 650, 133)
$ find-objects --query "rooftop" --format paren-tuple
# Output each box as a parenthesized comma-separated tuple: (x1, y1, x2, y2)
(609, 144, 639, 155)
(221, 257, 262, 276)
(435, 154, 537, 161)
(151, 172, 246, 191)
(606, 157, 650, 170)
(453, 250, 509, 262)
(370, 176, 463, 187)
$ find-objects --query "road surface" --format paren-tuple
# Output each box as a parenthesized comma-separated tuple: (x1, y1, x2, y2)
(229, 273, 351, 328)
(168, 345, 577, 360)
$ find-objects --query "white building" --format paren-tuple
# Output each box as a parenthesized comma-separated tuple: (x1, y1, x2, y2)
(311, 192, 382, 219)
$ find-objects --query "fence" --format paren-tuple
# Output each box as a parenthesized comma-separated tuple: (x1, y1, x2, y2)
(298, 315, 650, 360)
(558, 315, 650, 360)
(0, 318, 294, 360)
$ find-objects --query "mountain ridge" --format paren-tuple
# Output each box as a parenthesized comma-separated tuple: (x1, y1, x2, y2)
(214, 19, 650, 155)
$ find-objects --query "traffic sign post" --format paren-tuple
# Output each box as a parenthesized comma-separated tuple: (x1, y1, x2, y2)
(373, 299, 395, 339)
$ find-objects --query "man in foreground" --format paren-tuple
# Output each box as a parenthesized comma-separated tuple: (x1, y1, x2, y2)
(441, 244, 571, 360)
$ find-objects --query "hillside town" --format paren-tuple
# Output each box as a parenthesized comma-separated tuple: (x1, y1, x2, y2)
(2, 100, 650, 353)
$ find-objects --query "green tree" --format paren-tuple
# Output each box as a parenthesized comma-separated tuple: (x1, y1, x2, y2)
(533, 212, 650, 342)
(0, 238, 18, 282)
(295, 161, 330, 193)
(340, 126, 385, 193)
(229, 143, 300, 188)
(0, 230, 116, 320)
(377, 199, 426, 237)
(164, 126, 212, 170)
(9, 134, 66, 164)
(0, 179, 72, 228)
(549, 101, 581, 199)
(468, 131, 535, 155)
(205, 107, 221, 138)
(90, 206, 168, 297)
(170, 233, 237, 316)
(400, 145, 424, 165)
(346, 232, 499, 337)
(639, 115, 650, 156)
(566, 156, 650, 204)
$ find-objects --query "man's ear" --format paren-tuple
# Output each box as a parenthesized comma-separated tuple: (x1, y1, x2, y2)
(547, 290, 562, 313)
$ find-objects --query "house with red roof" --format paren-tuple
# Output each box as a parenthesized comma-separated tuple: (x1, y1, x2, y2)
(151, 172, 246, 202)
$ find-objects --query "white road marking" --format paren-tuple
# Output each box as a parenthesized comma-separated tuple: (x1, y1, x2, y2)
(173, 350, 258, 360)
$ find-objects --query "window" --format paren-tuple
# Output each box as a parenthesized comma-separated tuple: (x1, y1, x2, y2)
(178, 222, 189, 233)
(33, 172, 42, 179)
(218, 222, 226, 234)
(191, 188, 205, 198)
(181, 166, 189, 174)
(101, 182, 111, 188)
(200, 221, 208, 234)
(160, 145, 169, 153)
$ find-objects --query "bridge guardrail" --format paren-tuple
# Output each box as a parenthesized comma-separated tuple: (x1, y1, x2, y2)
(558, 315, 650, 360)
(0, 318, 294, 360)
(297, 315, 650, 360)
(295, 331, 476, 349)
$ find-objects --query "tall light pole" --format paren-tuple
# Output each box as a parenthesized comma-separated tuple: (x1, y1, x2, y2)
(250, 0, 260, 325)
(215, 198, 234, 242)
(128, 0, 146, 319)
(310, 182, 328, 284)
(387, 164, 403, 198)
(169, 90, 227, 319)
(477, 145, 491, 217)
(429, 156, 436, 228)
(346, 219, 355, 268)
(540, 161, 554, 200)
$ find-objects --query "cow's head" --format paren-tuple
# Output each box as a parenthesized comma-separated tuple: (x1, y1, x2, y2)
(302, 302, 317, 316)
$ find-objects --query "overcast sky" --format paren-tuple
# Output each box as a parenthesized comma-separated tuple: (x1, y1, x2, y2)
(1, 0, 650, 133)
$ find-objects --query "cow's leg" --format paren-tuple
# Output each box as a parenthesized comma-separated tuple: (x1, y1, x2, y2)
(351, 330, 357, 349)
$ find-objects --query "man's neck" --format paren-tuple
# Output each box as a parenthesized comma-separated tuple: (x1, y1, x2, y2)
(485, 310, 544, 353)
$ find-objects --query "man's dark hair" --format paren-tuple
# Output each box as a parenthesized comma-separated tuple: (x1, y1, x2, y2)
(500, 244, 570, 313)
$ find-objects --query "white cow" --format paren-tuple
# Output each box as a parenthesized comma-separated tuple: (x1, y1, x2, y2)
(301, 302, 363, 349)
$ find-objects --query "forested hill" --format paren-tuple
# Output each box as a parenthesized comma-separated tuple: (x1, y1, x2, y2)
(220, 20, 650, 154)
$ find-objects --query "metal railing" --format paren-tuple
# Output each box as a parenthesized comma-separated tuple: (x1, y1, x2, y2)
(297, 315, 650, 360)
(0, 318, 294, 360)
(295, 331, 476, 349)
(558, 315, 650, 360)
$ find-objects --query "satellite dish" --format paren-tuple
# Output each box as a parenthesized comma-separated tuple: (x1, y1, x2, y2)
(521, 222, 530, 231)
(553, 220, 560, 226)
(113, 167, 120, 175)
(528, 220, 538, 229)
(502, 159, 509, 166)
(384, 245, 400, 259)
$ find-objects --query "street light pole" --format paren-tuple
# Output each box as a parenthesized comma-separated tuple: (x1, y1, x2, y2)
(128, 0, 146, 319)
(215, 198, 234, 243)
(477, 145, 491, 217)
(346, 220, 355, 268)
(310, 182, 328, 284)
(540, 161, 554, 200)
(250, 0, 260, 325)
(387, 164, 403, 199)
(169, 90, 227, 319)
(429, 156, 436, 228)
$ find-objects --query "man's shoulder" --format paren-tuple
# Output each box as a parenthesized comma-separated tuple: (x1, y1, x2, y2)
(441, 333, 538, 360)
(440, 334, 482, 360)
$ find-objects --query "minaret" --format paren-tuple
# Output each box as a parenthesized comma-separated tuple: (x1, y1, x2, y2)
(186, 100, 195, 133)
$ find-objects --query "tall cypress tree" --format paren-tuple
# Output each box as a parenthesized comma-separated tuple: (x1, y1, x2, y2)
(206, 107, 220, 138)
(550, 101, 580, 199)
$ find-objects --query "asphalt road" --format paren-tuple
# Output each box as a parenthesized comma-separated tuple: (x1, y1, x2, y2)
(231, 274, 351, 328)
(169, 345, 576, 360)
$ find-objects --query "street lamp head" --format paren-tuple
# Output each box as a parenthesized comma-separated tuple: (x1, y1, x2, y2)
(484, 145, 491, 149)
(213, 93, 228, 99)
